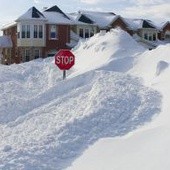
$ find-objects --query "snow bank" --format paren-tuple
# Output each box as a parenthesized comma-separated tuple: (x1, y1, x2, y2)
(129, 44, 170, 84)
(0, 29, 162, 169)
(68, 42, 170, 170)
(0, 70, 160, 169)
(72, 29, 145, 76)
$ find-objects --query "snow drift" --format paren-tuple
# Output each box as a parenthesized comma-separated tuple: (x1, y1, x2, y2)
(68, 43, 170, 170)
(0, 29, 162, 169)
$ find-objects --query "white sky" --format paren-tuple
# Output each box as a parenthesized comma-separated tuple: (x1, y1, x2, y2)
(0, 0, 169, 34)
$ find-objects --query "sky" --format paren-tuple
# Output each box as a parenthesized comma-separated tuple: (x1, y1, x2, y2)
(0, 0, 170, 34)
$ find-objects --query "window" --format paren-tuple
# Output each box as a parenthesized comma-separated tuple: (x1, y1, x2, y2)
(153, 33, 156, 41)
(85, 28, 89, 38)
(39, 25, 43, 38)
(144, 33, 148, 40)
(79, 28, 94, 38)
(22, 25, 30, 38)
(25, 49, 30, 62)
(34, 49, 40, 59)
(22, 25, 26, 38)
(149, 33, 152, 41)
(34, 25, 43, 38)
(27, 25, 30, 38)
(79, 28, 84, 38)
(50, 25, 58, 39)
(34, 25, 38, 38)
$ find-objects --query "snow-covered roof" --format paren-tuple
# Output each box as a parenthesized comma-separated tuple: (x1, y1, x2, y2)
(1, 22, 17, 31)
(0, 36, 12, 48)
(68, 12, 97, 26)
(121, 18, 158, 30)
(78, 11, 117, 29)
(161, 21, 170, 29)
(43, 12, 73, 25)
(43, 6, 73, 25)
(16, 6, 47, 22)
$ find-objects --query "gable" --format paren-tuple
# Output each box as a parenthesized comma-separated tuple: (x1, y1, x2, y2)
(32, 7, 45, 18)
(45, 5, 70, 20)
(79, 15, 94, 24)
(142, 20, 155, 29)
(111, 17, 128, 29)
(162, 22, 170, 32)
(16, 6, 46, 21)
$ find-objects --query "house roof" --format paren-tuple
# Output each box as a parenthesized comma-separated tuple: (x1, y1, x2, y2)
(120, 18, 158, 30)
(161, 21, 170, 29)
(16, 6, 46, 21)
(1, 22, 17, 31)
(45, 5, 70, 20)
(0, 36, 12, 48)
(68, 12, 96, 26)
(79, 15, 94, 24)
(78, 11, 117, 29)
(43, 5, 73, 25)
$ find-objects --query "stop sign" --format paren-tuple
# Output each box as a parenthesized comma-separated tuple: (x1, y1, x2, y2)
(55, 49, 75, 70)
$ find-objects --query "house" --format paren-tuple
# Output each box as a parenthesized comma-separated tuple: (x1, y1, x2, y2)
(70, 11, 160, 45)
(111, 17, 159, 41)
(1, 6, 169, 64)
(160, 21, 170, 41)
(69, 10, 118, 39)
(1, 5, 73, 64)
(68, 12, 98, 39)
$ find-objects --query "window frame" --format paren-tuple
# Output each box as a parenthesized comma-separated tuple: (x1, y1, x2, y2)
(49, 25, 58, 40)
(25, 49, 30, 62)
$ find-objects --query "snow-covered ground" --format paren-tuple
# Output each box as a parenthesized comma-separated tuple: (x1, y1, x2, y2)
(0, 29, 169, 170)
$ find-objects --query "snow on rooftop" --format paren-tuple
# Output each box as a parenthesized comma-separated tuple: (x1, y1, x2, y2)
(79, 11, 117, 29)
(43, 11, 73, 25)
(1, 22, 17, 31)
(16, 6, 46, 21)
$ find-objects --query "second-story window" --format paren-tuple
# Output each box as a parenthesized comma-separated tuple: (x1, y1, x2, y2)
(22, 25, 30, 38)
(34, 25, 38, 38)
(50, 25, 58, 39)
(39, 25, 43, 38)
(34, 25, 43, 38)
(22, 25, 26, 38)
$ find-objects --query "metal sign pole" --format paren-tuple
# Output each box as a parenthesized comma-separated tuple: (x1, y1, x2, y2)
(63, 70, 66, 80)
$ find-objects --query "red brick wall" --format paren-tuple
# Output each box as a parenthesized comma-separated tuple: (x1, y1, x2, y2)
(44, 24, 70, 57)
(3, 25, 20, 64)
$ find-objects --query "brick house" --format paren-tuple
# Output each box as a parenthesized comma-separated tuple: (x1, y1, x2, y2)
(160, 21, 170, 41)
(1, 5, 73, 64)
(111, 17, 159, 41)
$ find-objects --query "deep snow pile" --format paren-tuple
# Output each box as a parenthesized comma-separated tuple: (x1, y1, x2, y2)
(0, 29, 163, 169)
(72, 29, 145, 75)
(68, 44, 170, 170)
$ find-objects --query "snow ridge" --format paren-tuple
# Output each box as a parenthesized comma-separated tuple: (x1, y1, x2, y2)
(0, 70, 161, 169)
(0, 29, 162, 169)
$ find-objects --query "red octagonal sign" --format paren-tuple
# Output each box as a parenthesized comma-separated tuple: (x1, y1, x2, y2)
(55, 49, 75, 70)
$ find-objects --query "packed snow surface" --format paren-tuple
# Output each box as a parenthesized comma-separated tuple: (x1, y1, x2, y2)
(0, 29, 169, 169)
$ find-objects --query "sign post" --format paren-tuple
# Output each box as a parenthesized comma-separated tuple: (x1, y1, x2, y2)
(55, 49, 75, 80)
